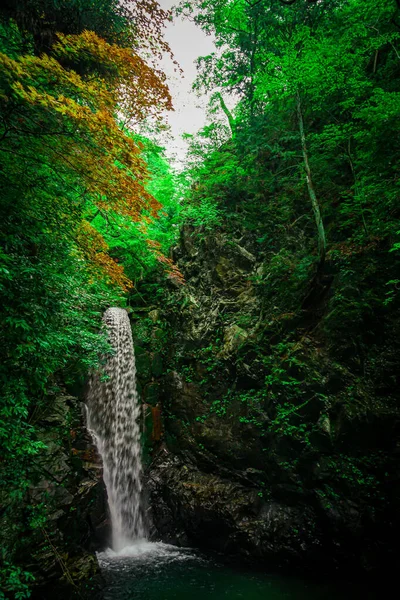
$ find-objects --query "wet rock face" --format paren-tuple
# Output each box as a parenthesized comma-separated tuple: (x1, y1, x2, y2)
(147, 447, 324, 569)
(144, 223, 400, 577)
(130, 309, 169, 466)
(148, 442, 398, 576)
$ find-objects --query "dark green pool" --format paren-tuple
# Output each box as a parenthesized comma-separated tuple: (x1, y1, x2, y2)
(98, 541, 376, 600)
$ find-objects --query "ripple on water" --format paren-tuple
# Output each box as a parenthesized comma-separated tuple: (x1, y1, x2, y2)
(97, 542, 375, 600)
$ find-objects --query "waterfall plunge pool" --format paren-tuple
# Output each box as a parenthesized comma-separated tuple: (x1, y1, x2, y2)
(97, 540, 376, 600)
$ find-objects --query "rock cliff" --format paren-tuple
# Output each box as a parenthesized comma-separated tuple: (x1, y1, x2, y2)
(0, 391, 108, 599)
(132, 222, 400, 576)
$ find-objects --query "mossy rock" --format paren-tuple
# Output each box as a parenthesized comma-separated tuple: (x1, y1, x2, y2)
(132, 319, 153, 347)
(142, 404, 155, 465)
(154, 327, 165, 341)
(135, 346, 151, 379)
(144, 382, 160, 406)
(152, 352, 163, 377)
(149, 309, 160, 323)
(136, 379, 143, 397)
(219, 324, 248, 358)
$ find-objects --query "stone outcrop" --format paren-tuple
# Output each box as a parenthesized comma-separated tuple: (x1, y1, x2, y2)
(0, 392, 109, 599)
(135, 223, 400, 577)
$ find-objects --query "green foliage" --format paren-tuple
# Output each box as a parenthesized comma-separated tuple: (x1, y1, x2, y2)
(0, 216, 121, 486)
(2, 0, 400, 590)
(271, 400, 314, 445)
(182, 196, 222, 230)
(182, 0, 400, 269)
(0, 1, 174, 596)
(0, 563, 34, 600)
(91, 135, 182, 282)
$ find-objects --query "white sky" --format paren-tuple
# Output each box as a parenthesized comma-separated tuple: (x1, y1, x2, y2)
(156, 0, 216, 165)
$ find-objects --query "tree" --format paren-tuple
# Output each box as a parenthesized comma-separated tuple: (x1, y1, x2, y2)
(181, 0, 400, 258)
(0, 2, 175, 594)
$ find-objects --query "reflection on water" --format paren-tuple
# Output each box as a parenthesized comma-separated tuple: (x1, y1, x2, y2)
(98, 541, 376, 600)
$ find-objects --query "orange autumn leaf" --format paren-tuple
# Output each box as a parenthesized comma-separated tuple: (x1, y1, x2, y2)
(77, 221, 133, 291)
(0, 24, 178, 289)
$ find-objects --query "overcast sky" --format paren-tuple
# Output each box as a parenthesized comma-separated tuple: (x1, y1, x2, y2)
(156, 0, 216, 165)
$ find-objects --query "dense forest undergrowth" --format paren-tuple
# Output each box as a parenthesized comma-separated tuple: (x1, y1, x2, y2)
(1, 0, 400, 598)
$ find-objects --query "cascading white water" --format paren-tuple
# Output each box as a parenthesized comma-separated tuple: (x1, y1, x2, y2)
(86, 307, 147, 551)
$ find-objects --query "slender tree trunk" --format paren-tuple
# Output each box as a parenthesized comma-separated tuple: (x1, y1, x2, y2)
(296, 91, 326, 263)
(248, 16, 259, 116)
(217, 93, 235, 135)
(346, 137, 368, 235)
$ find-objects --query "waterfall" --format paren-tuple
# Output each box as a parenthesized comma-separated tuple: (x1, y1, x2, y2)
(86, 307, 147, 551)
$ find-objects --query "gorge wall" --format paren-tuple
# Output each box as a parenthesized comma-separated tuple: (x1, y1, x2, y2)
(132, 221, 400, 577)
(0, 390, 108, 599)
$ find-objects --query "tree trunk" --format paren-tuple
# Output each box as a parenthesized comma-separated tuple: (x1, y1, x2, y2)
(296, 91, 326, 263)
(216, 93, 235, 136)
